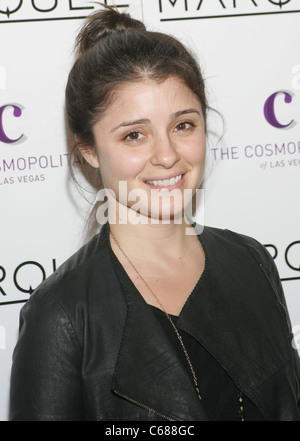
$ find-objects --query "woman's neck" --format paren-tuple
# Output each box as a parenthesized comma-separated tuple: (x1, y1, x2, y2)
(109, 213, 196, 262)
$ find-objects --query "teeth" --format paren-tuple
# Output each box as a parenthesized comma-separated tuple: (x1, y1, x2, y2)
(146, 174, 182, 187)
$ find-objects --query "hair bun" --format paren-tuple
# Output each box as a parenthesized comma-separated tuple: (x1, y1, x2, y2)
(76, 5, 146, 54)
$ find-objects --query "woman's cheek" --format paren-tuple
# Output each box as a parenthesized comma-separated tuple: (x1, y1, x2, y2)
(183, 138, 206, 164)
(117, 149, 149, 177)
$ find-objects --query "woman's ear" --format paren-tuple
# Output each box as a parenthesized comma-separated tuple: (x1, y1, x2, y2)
(76, 138, 100, 169)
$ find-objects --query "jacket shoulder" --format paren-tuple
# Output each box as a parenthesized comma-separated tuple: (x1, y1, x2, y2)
(21, 224, 117, 324)
(32, 225, 108, 294)
(201, 225, 290, 327)
(16, 224, 123, 348)
(201, 225, 272, 265)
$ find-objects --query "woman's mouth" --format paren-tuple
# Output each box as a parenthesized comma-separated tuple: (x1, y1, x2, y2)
(144, 174, 184, 190)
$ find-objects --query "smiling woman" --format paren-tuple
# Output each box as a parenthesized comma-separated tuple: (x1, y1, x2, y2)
(9, 5, 300, 422)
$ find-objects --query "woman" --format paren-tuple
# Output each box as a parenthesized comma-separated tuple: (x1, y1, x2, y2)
(10, 6, 300, 421)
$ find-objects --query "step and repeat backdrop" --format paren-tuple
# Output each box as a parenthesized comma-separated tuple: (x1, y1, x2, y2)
(1, 0, 300, 421)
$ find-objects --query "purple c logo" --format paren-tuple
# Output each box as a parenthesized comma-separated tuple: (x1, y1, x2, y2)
(0, 104, 24, 144)
(264, 91, 294, 129)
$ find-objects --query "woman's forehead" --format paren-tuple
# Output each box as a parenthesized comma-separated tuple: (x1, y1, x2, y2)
(102, 77, 202, 119)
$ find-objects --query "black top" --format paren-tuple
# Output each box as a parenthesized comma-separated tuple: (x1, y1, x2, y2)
(149, 304, 265, 421)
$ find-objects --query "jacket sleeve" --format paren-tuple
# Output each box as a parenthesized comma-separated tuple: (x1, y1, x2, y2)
(9, 289, 83, 421)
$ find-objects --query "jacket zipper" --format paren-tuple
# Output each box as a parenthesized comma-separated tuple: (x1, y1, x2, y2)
(260, 263, 300, 402)
(113, 390, 176, 421)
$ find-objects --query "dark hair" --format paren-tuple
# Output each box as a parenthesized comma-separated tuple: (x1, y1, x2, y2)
(65, 4, 208, 234)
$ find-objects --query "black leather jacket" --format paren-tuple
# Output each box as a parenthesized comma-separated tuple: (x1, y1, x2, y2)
(10, 224, 300, 421)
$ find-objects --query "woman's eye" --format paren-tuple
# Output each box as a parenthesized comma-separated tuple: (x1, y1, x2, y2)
(124, 131, 144, 142)
(175, 121, 195, 132)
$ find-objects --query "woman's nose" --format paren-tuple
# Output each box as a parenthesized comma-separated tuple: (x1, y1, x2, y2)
(150, 135, 180, 168)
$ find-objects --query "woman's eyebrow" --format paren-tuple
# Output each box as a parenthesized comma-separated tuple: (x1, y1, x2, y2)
(171, 108, 200, 119)
(110, 109, 200, 133)
(111, 118, 150, 132)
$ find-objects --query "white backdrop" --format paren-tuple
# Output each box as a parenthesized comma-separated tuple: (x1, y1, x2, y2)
(1, 0, 300, 421)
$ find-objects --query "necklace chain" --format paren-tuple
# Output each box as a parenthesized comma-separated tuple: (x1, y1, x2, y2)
(110, 230, 202, 401)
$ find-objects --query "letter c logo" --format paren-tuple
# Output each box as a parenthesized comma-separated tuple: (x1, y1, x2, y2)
(264, 91, 295, 129)
(0, 104, 24, 144)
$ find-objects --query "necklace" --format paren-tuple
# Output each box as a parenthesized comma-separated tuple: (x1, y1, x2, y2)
(110, 230, 245, 421)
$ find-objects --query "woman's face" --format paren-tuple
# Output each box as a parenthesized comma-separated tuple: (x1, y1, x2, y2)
(85, 76, 206, 223)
